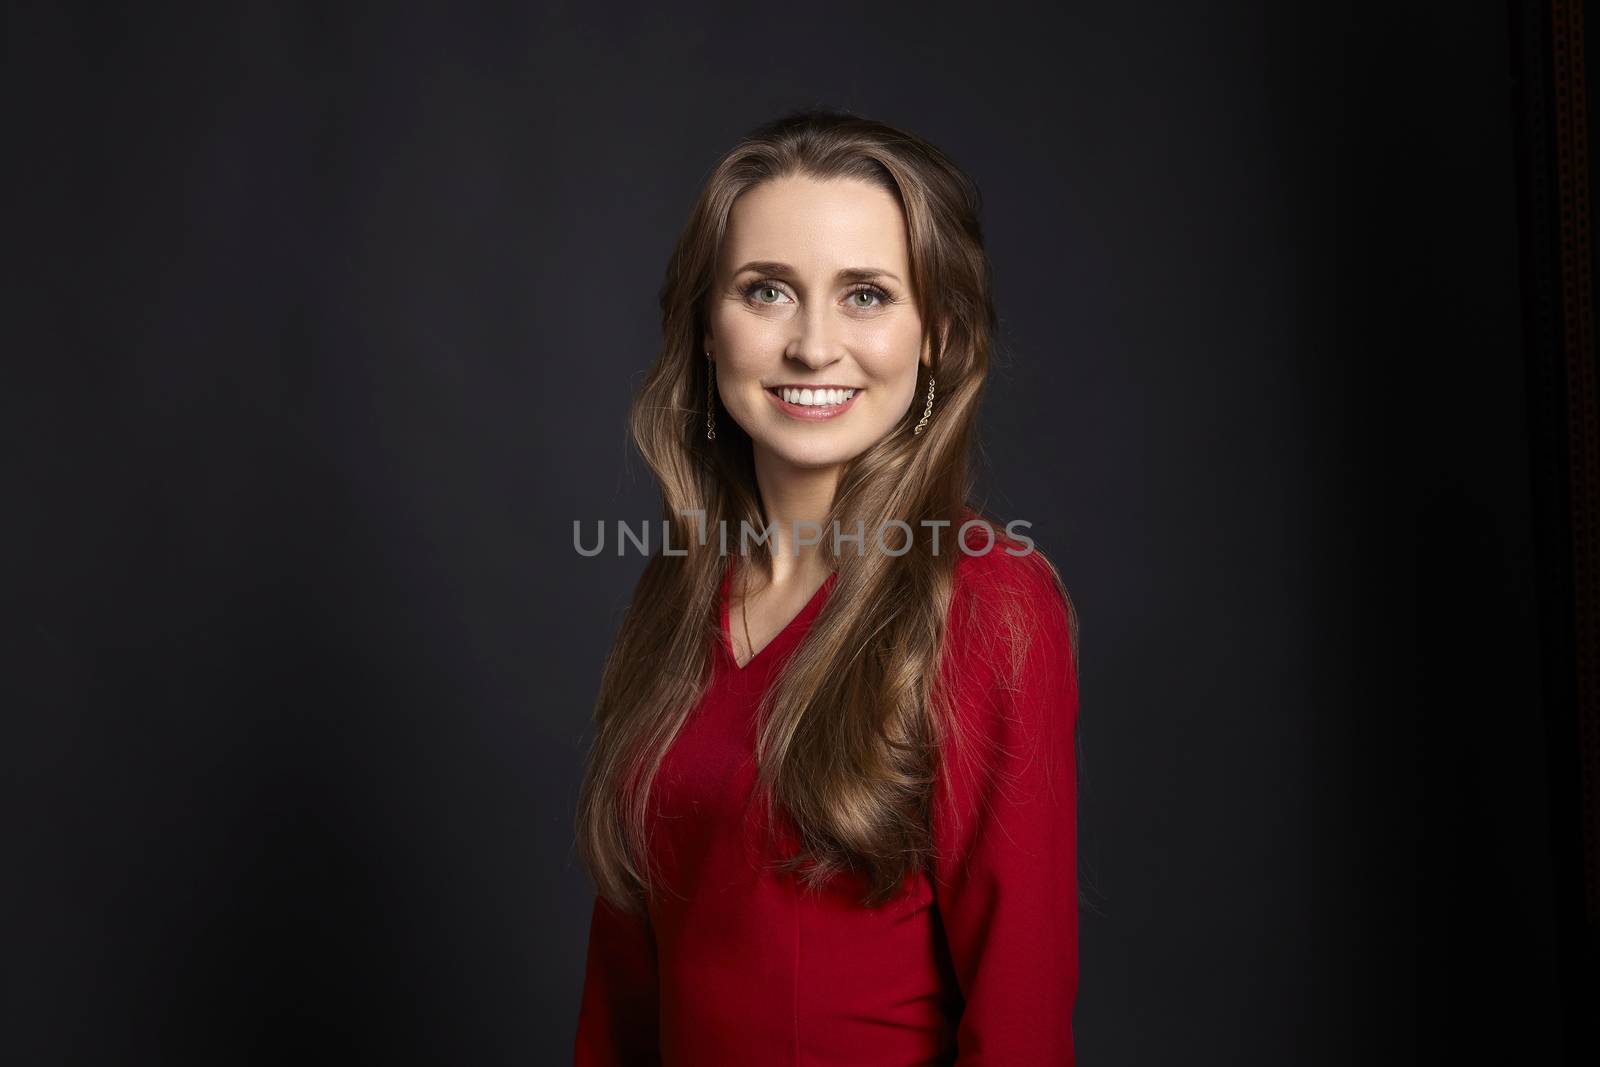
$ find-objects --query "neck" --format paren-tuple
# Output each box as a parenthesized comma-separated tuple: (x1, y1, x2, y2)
(750, 447, 841, 586)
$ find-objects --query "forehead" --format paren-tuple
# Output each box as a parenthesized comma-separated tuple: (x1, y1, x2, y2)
(721, 174, 909, 274)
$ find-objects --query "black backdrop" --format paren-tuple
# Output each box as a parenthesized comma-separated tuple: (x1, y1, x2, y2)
(9, 2, 1590, 1064)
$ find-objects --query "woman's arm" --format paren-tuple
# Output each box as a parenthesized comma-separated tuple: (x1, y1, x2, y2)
(572, 893, 662, 1066)
(932, 549, 1080, 1065)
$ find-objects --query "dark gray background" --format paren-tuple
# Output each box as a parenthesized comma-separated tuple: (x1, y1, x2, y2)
(9, 1, 1584, 1064)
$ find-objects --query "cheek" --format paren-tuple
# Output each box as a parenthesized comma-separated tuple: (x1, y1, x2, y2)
(856, 322, 925, 385)
(711, 312, 780, 371)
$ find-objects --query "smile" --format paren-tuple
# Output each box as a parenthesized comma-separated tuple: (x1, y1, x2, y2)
(765, 385, 861, 420)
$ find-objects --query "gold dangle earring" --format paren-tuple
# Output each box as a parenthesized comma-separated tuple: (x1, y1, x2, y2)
(913, 372, 936, 435)
(705, 352, 717, 440)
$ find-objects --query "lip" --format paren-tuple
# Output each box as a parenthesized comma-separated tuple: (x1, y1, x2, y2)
(764, 385, 862, 421)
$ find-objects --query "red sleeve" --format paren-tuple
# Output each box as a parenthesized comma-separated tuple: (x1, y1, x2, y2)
(931, 547, 1080, 1064)
(572, 894, 662, 1066)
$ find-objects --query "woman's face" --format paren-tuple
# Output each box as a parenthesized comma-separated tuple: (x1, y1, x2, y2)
(706, 174, 930, 473)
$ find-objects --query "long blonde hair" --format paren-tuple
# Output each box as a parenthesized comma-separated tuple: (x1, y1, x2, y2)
(575, 108, 1078, 912)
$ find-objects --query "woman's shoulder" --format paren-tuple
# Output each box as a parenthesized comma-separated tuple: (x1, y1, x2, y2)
(949, 510, 1066, 610)
(946, 508, 1077, 678)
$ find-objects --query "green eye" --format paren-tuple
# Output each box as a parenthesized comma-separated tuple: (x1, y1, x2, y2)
(848, 285, 892, 309)
(757, 286, 781, 303)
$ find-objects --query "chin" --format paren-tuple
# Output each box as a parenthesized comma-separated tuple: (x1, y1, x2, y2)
(761, 435, 871, 471)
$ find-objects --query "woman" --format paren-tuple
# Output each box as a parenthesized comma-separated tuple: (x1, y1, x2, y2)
(573, 108, 1081, 1066)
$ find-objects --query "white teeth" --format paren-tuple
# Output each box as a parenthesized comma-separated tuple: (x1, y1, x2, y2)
(779, 387, 856, 406)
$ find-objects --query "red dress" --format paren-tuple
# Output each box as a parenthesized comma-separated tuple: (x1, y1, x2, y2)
(574, 527, 1080, 1065)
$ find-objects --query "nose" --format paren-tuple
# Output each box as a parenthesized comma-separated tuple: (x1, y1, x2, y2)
(785, 299, 843, 369)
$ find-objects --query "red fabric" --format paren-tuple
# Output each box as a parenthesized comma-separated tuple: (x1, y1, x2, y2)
(574, 526, 1079, 1065)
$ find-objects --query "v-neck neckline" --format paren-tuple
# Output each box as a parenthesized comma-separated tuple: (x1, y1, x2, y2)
(718, 557, 837, 673)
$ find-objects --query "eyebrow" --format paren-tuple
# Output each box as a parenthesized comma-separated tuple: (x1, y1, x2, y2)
(729, 260, 903, 284)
